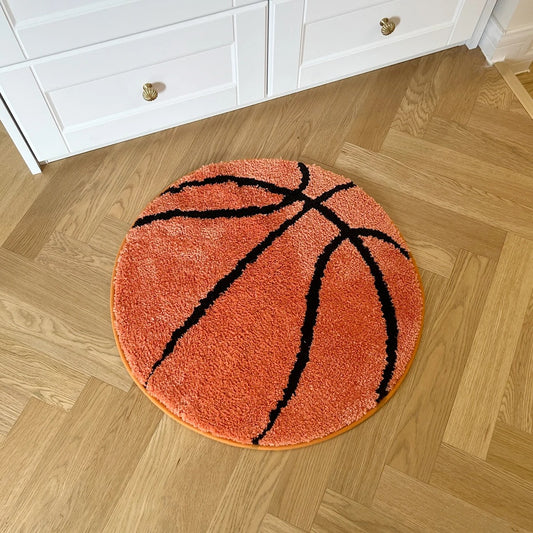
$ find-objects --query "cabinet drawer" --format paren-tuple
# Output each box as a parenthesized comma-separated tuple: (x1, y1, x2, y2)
(302, 0, 461, 64)
(1, 3, 267, 157)
(268, 0, 479, 95)
(1, 0, 261, 58)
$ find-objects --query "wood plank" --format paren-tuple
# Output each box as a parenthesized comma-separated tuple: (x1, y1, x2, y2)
(325, 388, 409, 506)
(104, 416, 242, 532)
(0, 247, 109, 331)
(326, 269, 445, 503)
(207, 450, 288, 533)
(516, 67, 533, 96)
(467, 102, 533, 149)
(108, 125, 201, 224)
(496, 62, 533, 119)
(56, 386, 163, 532)
(443, 234, 533, 458)
(345, 59, 418, 150)
(1, 149, 109, 258)
(476, 67, 514, 110)
(0, 162, 50, 247)
(36, 231, 115, 279)
(376, 465, 527, 532)
(0, 343, 88, 411)
(499, 289, 533, 434)
(312, 489, 412, 533)
(381, 129, 533, 214)
(423, 117, 533, 176)
(88, 215, 130, 257)
(58, 128, 185, 240)
(0, 387, 29, 438)
(337, 141, 533, 240)
(335, 143, 507, 261)
(432, 46, 487, 125)
(391, 49, 452, 137)
(260, 514, 306, 533)
(4, 379, 128, 531)
(0, 291, 129, 391)
(0, 399, 67, 522)
(300, 73, 366, 164)
(268, 436, 341, 531)
(430, 444, 533, 531)
(387, 251, 495, 481)
(487, 422, 533, 484)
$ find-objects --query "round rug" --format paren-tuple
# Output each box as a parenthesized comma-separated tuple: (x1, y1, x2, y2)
(111, 159, 424, 449)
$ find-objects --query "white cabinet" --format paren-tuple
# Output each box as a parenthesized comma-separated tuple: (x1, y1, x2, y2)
(0, 0, 492, 173)
(0, 2, 267, 163)
(0, 0, 259, 60)
(268, 0, 493, 95)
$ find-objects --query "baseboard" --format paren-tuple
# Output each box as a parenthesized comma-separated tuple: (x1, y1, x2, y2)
(480, 15, 533, 73)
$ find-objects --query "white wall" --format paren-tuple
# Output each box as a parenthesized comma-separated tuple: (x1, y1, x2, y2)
(480, 0, 533, 72)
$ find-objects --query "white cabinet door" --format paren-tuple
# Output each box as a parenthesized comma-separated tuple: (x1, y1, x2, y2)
(0, 2, 267, 160)
(269, 0, 490, 95)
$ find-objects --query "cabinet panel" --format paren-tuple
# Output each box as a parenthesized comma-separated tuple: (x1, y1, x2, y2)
(33, 17, 234, 93)
(1, 0, 252, 58)
(0, 6, 24, 66)
(269, 0, 488, 94)
(11, 3, 266, 157)
(300, 26, 452, 87)
(0, 67, 68, 160)
(302, 0, 460, 63)
(49, 47, 234, 129)
(268, 0, 304, 96)
(65, 87, 237, 153)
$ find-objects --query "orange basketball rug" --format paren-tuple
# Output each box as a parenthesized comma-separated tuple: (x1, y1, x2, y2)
(111, 159, 424, 449)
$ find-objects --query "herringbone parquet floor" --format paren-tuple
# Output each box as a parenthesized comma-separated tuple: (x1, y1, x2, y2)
(1, 46, 532, 532)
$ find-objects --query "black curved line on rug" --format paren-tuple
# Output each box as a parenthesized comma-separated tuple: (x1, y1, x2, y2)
(252, 231, 399, 443)
(138, 163, 402, 442)
(252, 233, 346, 444)
(142, 179, 349, 386)
(134, 164, 310, 227)
(134, 168, 409, 260)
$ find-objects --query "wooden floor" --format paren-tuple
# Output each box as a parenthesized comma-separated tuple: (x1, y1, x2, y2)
(1, 46, 533, 532)
(518, 66, 533, 97)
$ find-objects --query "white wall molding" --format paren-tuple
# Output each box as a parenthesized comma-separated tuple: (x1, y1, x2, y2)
(480, 12, 533, 71)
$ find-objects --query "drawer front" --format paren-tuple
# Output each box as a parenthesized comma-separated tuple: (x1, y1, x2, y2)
(269, 0, 485, 95)
(302, 0, 461, 64)
(1, 0, 261, 58)
(27, 3, 266, 154)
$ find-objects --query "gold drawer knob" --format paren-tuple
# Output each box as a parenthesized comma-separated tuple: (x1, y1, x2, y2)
(142, 83, 158, 101)
(380, 18, 396, 36)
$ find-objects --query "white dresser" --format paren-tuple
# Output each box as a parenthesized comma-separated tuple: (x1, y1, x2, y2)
(0, 0, 494, 173)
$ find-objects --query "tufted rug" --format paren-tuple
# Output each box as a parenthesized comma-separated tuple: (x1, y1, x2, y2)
(111, 159, 424, 448)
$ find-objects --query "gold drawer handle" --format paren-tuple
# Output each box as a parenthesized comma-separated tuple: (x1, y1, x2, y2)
(142, 83, 158, 101)
(380, 18, 396, 36)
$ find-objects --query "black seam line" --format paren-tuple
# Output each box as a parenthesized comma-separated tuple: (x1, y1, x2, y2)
(252, 233, 346, 445)
(162, 163, 310, 197)
(253, 228, 400, 441)
(349, 236, 399, 402)
(314, 202, 410, 259)
(142, 181, 354, 387)
(134, 171, 409, 261)
(134, 164, 311, 228)
(132, 196, 298, 226)
(161, 174, 298, 197)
